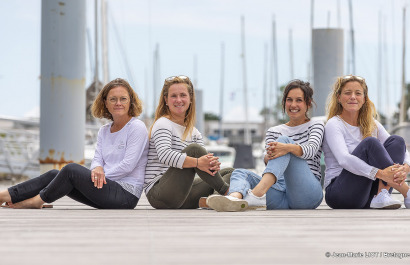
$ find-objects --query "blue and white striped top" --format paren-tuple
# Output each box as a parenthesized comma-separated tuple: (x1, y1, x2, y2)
(264, 120, 325, 180)
(144, 117, 204, 193)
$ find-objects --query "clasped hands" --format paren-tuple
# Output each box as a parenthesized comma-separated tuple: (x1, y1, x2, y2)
(380, 164, 409, 186)
(266, 142, 288, 160)
(197, 153, 221, 176)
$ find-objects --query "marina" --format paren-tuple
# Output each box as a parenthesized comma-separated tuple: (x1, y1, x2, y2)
(1, 1, 410, 264)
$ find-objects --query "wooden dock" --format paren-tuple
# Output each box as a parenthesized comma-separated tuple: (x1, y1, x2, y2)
(1, 183, 410, 265)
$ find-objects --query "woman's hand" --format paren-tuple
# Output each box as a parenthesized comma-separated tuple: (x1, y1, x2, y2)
(392, 163, 409, 186)
(207, 154, 221, 172)
(91, 166, 107, 189)
(197, 154, 220, 176)
(377, 164, 407, 186)
(266, 142, 290, 159)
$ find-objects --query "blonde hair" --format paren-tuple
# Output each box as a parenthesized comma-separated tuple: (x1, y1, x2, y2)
(326, 75, 378, 138)
(149, 76, 196, 140)
(91, 78, 143, 120)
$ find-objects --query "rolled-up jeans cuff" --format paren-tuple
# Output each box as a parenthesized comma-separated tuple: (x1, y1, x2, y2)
(228, 182, 249, 198)
(262, 168, 278, 178)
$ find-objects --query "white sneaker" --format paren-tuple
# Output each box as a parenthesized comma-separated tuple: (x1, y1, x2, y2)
(370, 189, 402, 209)
(243, 190, 267, 210)
(206, 194, 248, 212)
(404, 189, 410, 209)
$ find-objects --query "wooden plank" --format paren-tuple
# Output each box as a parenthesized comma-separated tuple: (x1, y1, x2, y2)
(1, 184, 410, 264)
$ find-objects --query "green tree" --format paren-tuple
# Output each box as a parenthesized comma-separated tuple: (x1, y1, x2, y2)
(260, 84, 287, 125)
(204, 112, 220, 121)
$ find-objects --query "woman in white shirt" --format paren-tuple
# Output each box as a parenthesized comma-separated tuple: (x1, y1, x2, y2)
(144, 75, 231, 209)
(0, 78, 149, 209)
(323, 75, 410, 209)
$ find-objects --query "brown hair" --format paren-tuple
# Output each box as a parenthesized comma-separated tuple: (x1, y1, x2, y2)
(91, 78, 143, 120)
(149, 76, 196, 140)
(326, 75, 378, 138)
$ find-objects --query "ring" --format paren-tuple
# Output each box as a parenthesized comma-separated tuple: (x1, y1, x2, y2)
(94, 177, 98, 180)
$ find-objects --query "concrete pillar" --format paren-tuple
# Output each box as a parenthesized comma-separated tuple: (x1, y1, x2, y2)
(312, 28, 344, 117)
(40, 0, 86, 173)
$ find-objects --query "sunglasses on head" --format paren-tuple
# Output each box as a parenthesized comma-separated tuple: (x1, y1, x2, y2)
(165, 75, 190, 82)
(341, 75, 365, 81)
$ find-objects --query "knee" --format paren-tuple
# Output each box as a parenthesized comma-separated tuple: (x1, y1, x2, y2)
(276, 135, 293, 144)
(220, 167, 235, 176)
(48, 169, 59, 176)
(388, 135, 405, 146)
(183, 143, 207, 157)
(61, 163, 82, 174)
(361, 136, 380, 147)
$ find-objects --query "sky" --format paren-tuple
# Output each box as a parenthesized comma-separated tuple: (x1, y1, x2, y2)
(1, 0, 410, 122)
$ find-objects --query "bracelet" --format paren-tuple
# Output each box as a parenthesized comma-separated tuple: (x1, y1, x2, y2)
(196, 158, 198, 168)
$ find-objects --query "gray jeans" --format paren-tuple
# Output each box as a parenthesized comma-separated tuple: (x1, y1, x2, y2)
(146, 144, 233, 209)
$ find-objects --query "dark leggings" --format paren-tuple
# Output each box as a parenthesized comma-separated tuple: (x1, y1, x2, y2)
(325, 135, 406, 209)
(146, 144, 232, 209)
(8, 163, 138, 209)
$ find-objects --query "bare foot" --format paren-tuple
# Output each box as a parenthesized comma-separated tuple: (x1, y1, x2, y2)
(8, 195, 44, 209)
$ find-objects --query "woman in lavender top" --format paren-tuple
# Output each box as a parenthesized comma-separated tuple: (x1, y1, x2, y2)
(0, 78, 148, 209)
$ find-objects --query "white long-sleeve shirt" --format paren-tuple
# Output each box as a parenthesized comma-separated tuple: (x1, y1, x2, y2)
(90, 117, 149, 198)
(323, 116, 410, 188)
(144, 117, 204, 193)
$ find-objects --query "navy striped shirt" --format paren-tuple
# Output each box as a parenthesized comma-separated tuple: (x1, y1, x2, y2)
(144, 117, 204, 193)
(264, 120, 324, 180)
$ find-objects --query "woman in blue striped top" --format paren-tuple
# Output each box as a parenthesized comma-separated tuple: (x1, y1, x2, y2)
(144, 75, 231, 209)
(207, 80, 324, 211)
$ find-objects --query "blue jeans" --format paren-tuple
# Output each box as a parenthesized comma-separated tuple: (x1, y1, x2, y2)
(229, 136, 323, 209)
(325, 135, 406, 209)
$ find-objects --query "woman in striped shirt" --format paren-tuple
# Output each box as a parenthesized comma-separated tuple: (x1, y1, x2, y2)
(144, 75, 231, 209)
(207, 80, 324, 211)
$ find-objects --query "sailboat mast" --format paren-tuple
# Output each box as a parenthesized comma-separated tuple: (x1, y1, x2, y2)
(241, 16, 251, 145)
(101, 0, 109, 85)
(153, 43, 159, 117)
(378, 11, 382, 113)
(94, 0, 99, 84)
(263, 43, 268, 131)
(272, 16, 279, 124)
(399, 7, 407, 123)
(218, 43, 225, 140)
(348, 0, 356, 74)
(289, 28, 294, 79)
(309, 0, 314, 82)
